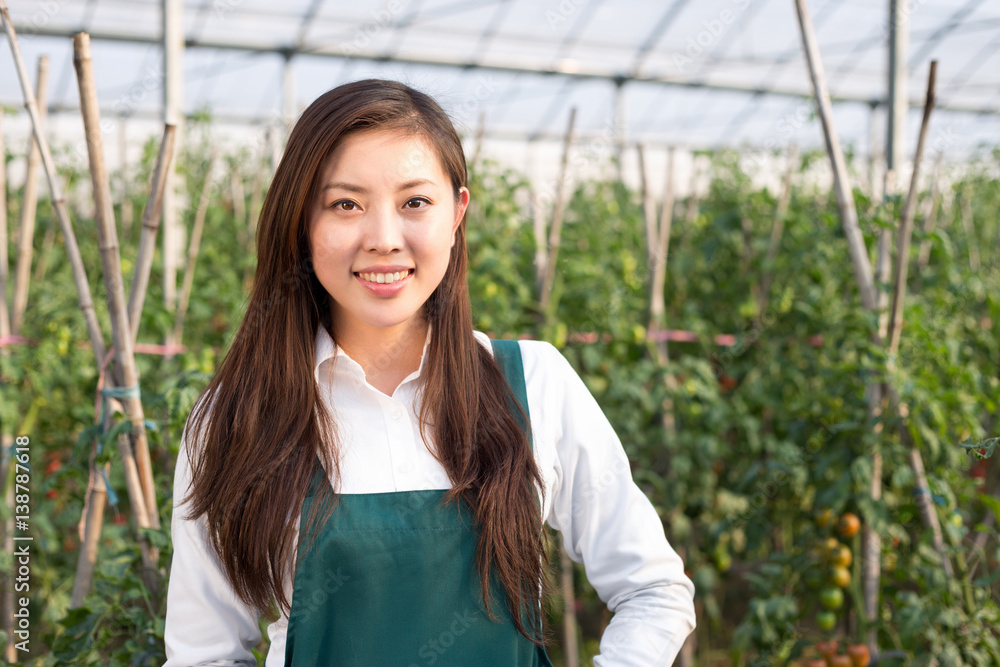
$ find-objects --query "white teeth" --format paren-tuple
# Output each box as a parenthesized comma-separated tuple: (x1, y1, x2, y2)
(360, 271, 409, 284)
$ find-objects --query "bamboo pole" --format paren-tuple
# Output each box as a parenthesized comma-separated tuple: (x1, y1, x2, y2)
(174, 153, 217, 344)
(916, 154, 944, 273)
(230, 165, 246, 235)
(793, 0, 876, 312)
(247, 141, 266, 238)
(118, 119, 134, 241)
(0, 109, 10, 341)
(71, 397, 112, 608)
(793, 2, 921, 656)
(637, 144, 657, 271)
(641, 147, 679, 438)
(538, 107, 577, 321)
(758, 146, 797, 315)
(1, 1, 107, 366)
(71, 466, 108, 607)
(649, 148, 676, 347)
(886, 62, 937, 357)
(960, 191, 979, 272)
(127, 123, 177, 344)
(10, 55, 48, 336)
(883, 64, 955, 580)
(559, 546, 579, 667)
(532, 187, 546, 290)
(73, 34, 161, 573)
(471, 110, 487, 172)
(533, 111, 578, 661)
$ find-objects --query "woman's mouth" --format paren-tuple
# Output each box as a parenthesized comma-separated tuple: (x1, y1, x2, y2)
(355, 269, 414, 284)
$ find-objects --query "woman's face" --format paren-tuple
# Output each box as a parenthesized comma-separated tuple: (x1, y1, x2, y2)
(308, 129, 469, 341)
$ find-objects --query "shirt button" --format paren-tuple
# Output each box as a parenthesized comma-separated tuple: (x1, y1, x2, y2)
(397, 464, 409, 474)
(391, 408, 404, 420)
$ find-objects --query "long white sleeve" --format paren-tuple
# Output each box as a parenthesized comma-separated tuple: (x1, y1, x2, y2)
(163, 438, 262, 667)
(518, 340, 697, 666)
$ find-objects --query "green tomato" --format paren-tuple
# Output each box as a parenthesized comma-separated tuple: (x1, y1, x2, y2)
(816, 610, 837, 632)
(820, 587, 844, 610)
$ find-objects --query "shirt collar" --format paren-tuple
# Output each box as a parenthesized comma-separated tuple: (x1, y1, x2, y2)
(313, 324, 434, 388)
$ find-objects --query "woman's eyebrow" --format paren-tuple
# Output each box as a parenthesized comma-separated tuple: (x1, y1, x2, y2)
(321, 178, 436, 193)
(398, 178, 435, 191)
(322, 182, 366, 193)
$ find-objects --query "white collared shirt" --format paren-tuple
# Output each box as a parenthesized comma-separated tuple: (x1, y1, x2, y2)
(164, 329, 696, 666)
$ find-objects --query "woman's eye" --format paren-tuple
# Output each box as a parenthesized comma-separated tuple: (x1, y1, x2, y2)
(332, 200, 358, 211)
(404, 197, 430, 210)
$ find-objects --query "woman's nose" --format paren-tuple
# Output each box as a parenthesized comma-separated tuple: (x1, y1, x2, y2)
(363, 205, 404, 254)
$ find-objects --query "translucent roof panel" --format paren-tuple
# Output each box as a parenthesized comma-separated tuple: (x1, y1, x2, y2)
(2, 0, 999, 160)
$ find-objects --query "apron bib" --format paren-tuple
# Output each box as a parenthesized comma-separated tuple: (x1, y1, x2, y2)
(284, 340, 553, 667)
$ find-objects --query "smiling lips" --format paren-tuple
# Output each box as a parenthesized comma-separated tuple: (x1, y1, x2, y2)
(357, 269, 413, 284)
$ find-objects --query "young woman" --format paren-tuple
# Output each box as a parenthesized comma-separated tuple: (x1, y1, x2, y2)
(163, 79, 695, 666)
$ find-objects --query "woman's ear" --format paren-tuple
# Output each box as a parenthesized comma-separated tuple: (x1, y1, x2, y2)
(451, 186, 470, 241)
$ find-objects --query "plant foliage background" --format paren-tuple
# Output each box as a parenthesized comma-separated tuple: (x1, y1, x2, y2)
(1, 124, 998, 665)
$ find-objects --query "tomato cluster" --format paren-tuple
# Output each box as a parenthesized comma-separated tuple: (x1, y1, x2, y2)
(804, 511, 860, 634)
(791, 640, 871, 667)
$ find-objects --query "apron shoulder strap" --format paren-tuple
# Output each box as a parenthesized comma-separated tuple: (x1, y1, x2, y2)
(490, 338, 533, 450)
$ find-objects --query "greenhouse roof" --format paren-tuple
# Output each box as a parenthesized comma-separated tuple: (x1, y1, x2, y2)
(3, 0, 1000, 157)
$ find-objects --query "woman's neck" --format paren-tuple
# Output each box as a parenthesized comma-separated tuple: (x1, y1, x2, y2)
(332, 318, 429, 396)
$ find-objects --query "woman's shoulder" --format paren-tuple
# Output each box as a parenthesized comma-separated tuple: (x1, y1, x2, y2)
(473, 331, 562, 362)
(472, 331, 577, 386)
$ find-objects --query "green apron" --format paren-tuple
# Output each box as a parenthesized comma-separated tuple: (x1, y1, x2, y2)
(284, 339, 553, 666)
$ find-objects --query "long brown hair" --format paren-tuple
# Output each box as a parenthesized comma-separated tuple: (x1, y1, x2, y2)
(183, 79, 549, 641)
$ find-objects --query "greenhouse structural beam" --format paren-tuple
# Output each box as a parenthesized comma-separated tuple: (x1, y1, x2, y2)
(162, 0, 184, 314)
(887, 0, 908, 180)
(17, 26, 1000, 117)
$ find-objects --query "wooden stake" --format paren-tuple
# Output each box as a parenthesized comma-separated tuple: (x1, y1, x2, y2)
(0, 1, 107, 366)
(230, 165, 246, 236)
(883, 62, 954, 581)
(758, 146, 797, 315)
(127, 123, 177, 344)
(916, 154, 944, 273)
(794, 0, 876, 311)
(0, 109, 10, 341)
(647, 149, 679, 443)
(118, 119, 134, 241)
(71, 466, 108, 607)
(471, 110, 487, 172)
(886, 62, 937, 356)
(247, 140, 266, 238)
(174, 153, 218, 344)
(71, 399, 112, 608)
(638, 144, 657, 271)
(538, 108, 577, 321)
(73, 33, 161, 566)
(960, 191, 979, 272)
(10, 55, 48, 335)
(649, 148, 676, 348)
(560, 544, 579, 667)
